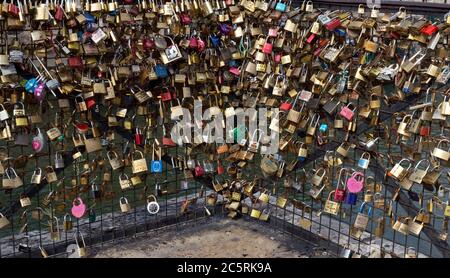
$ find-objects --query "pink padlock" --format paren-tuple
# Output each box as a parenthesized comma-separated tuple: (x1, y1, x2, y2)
(339, 103, 356, 121)
(346, 172, 365, 193)
(71, 197, 87, 219)
(268, 28, 278, 37)
(274, 53, 281, 64)
(197, 37, 206, 52)
(229, 67, 241, 76)
(189, 36, 198, 49)
(306, 33, 316, 44)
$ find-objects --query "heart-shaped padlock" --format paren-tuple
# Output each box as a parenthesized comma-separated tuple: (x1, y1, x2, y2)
(346, 172, 365, 193)
(31, 128, 46, 153)
(71, 197, 87, 219)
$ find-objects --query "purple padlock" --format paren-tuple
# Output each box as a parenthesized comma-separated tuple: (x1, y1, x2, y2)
(33, 82, 46, 102)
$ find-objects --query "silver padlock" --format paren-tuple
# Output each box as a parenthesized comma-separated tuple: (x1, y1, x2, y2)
(0, 104, 9, 121)
(54, 152, 65, 169)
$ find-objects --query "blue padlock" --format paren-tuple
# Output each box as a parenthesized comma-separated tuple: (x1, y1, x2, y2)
(84, 12, 96, 23)
(335, 29, 346, 37)
(150, 144, 163, 173)
(345, 192, 357, 205)
(151, 160, 163, 173)
(228, 60, 238, 68)
(275, 1, 286, 12)
(86, 22, 98, 33)
(319, 123, 328, 133)
(24, 77, 38, 93)
(154, 64, 169, 79)
(210, 35, 221, 48)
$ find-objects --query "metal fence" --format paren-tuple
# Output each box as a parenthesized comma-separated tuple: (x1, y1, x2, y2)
(0, 0, 449, 258)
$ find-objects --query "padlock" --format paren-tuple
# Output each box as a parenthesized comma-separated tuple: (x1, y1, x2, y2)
(324, 191, 340, 215)
(54, 152, 65, 169)
(71, 197, 87, 219)
(63, 214, 73, 231)
(339, 103, 356, 121)
(432, 139, 450, 161)
(306, 113, 320, 136)
(119, 197, 131, 213)
(119, 173, 131, 190)
(364, 189, 373, 203)
(334, 169, 347, 202)
(389, 159, 412, 181)
(440, 96, 450, 116)
(0, 104, 9, 121)
(46, 166, 58, 183)
(408, 159, 430, 184)
(358, 152, 370, 170)
(31, 167, 42, 184)
(369, 94, 381, 109)
(346, 172, 364, 193)
(107, 151, 123, 170)
(336, 142, 351, 157)
(131, 150, 148, 174)
(3, 167, 23, 189)
(75, 232, 88, 258)
(354, 202, 372, 230)
(20, 194, 31, 207)
(75, 96, 87, 112)
(397, 115, 412, 136)
(311, 168, 326, 187)
(297, 143, 308, 162)
(147, 195, 160, 214)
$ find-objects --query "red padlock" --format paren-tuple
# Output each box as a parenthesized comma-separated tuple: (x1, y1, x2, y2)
(68, 56, 84, 69)
(339, 103, 356, 121)
(262, 37, 273, 54)
(421, 24, 438, 36)
(180, 13, 191, 25)
(160, 88, 172, 101)
(280, 102, 292, 111)
(86, 98, 96, 110)
(420, 125, 431, 136)
(135, 128, 143, 146)
(8, 3, 19, 17)
(55, 5, 64, 21)
(334, 170, 346, 202)
(306, 33, 316, 44)
(194, 163, 205, 177)
(143, 38, 155, 50)
(325, 18, 341, 31)
(217, 161, 225, 175)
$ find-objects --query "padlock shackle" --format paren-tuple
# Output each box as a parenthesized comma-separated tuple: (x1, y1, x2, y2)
(359, 202, 373, 216)
(414, 159, 431, 172)
(72, 197, 84, 206)
(64, 213, 72, 221)
(147, 194, 157, 203)
(74, 231, 86, 247)
(398, 158, 412, 170)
